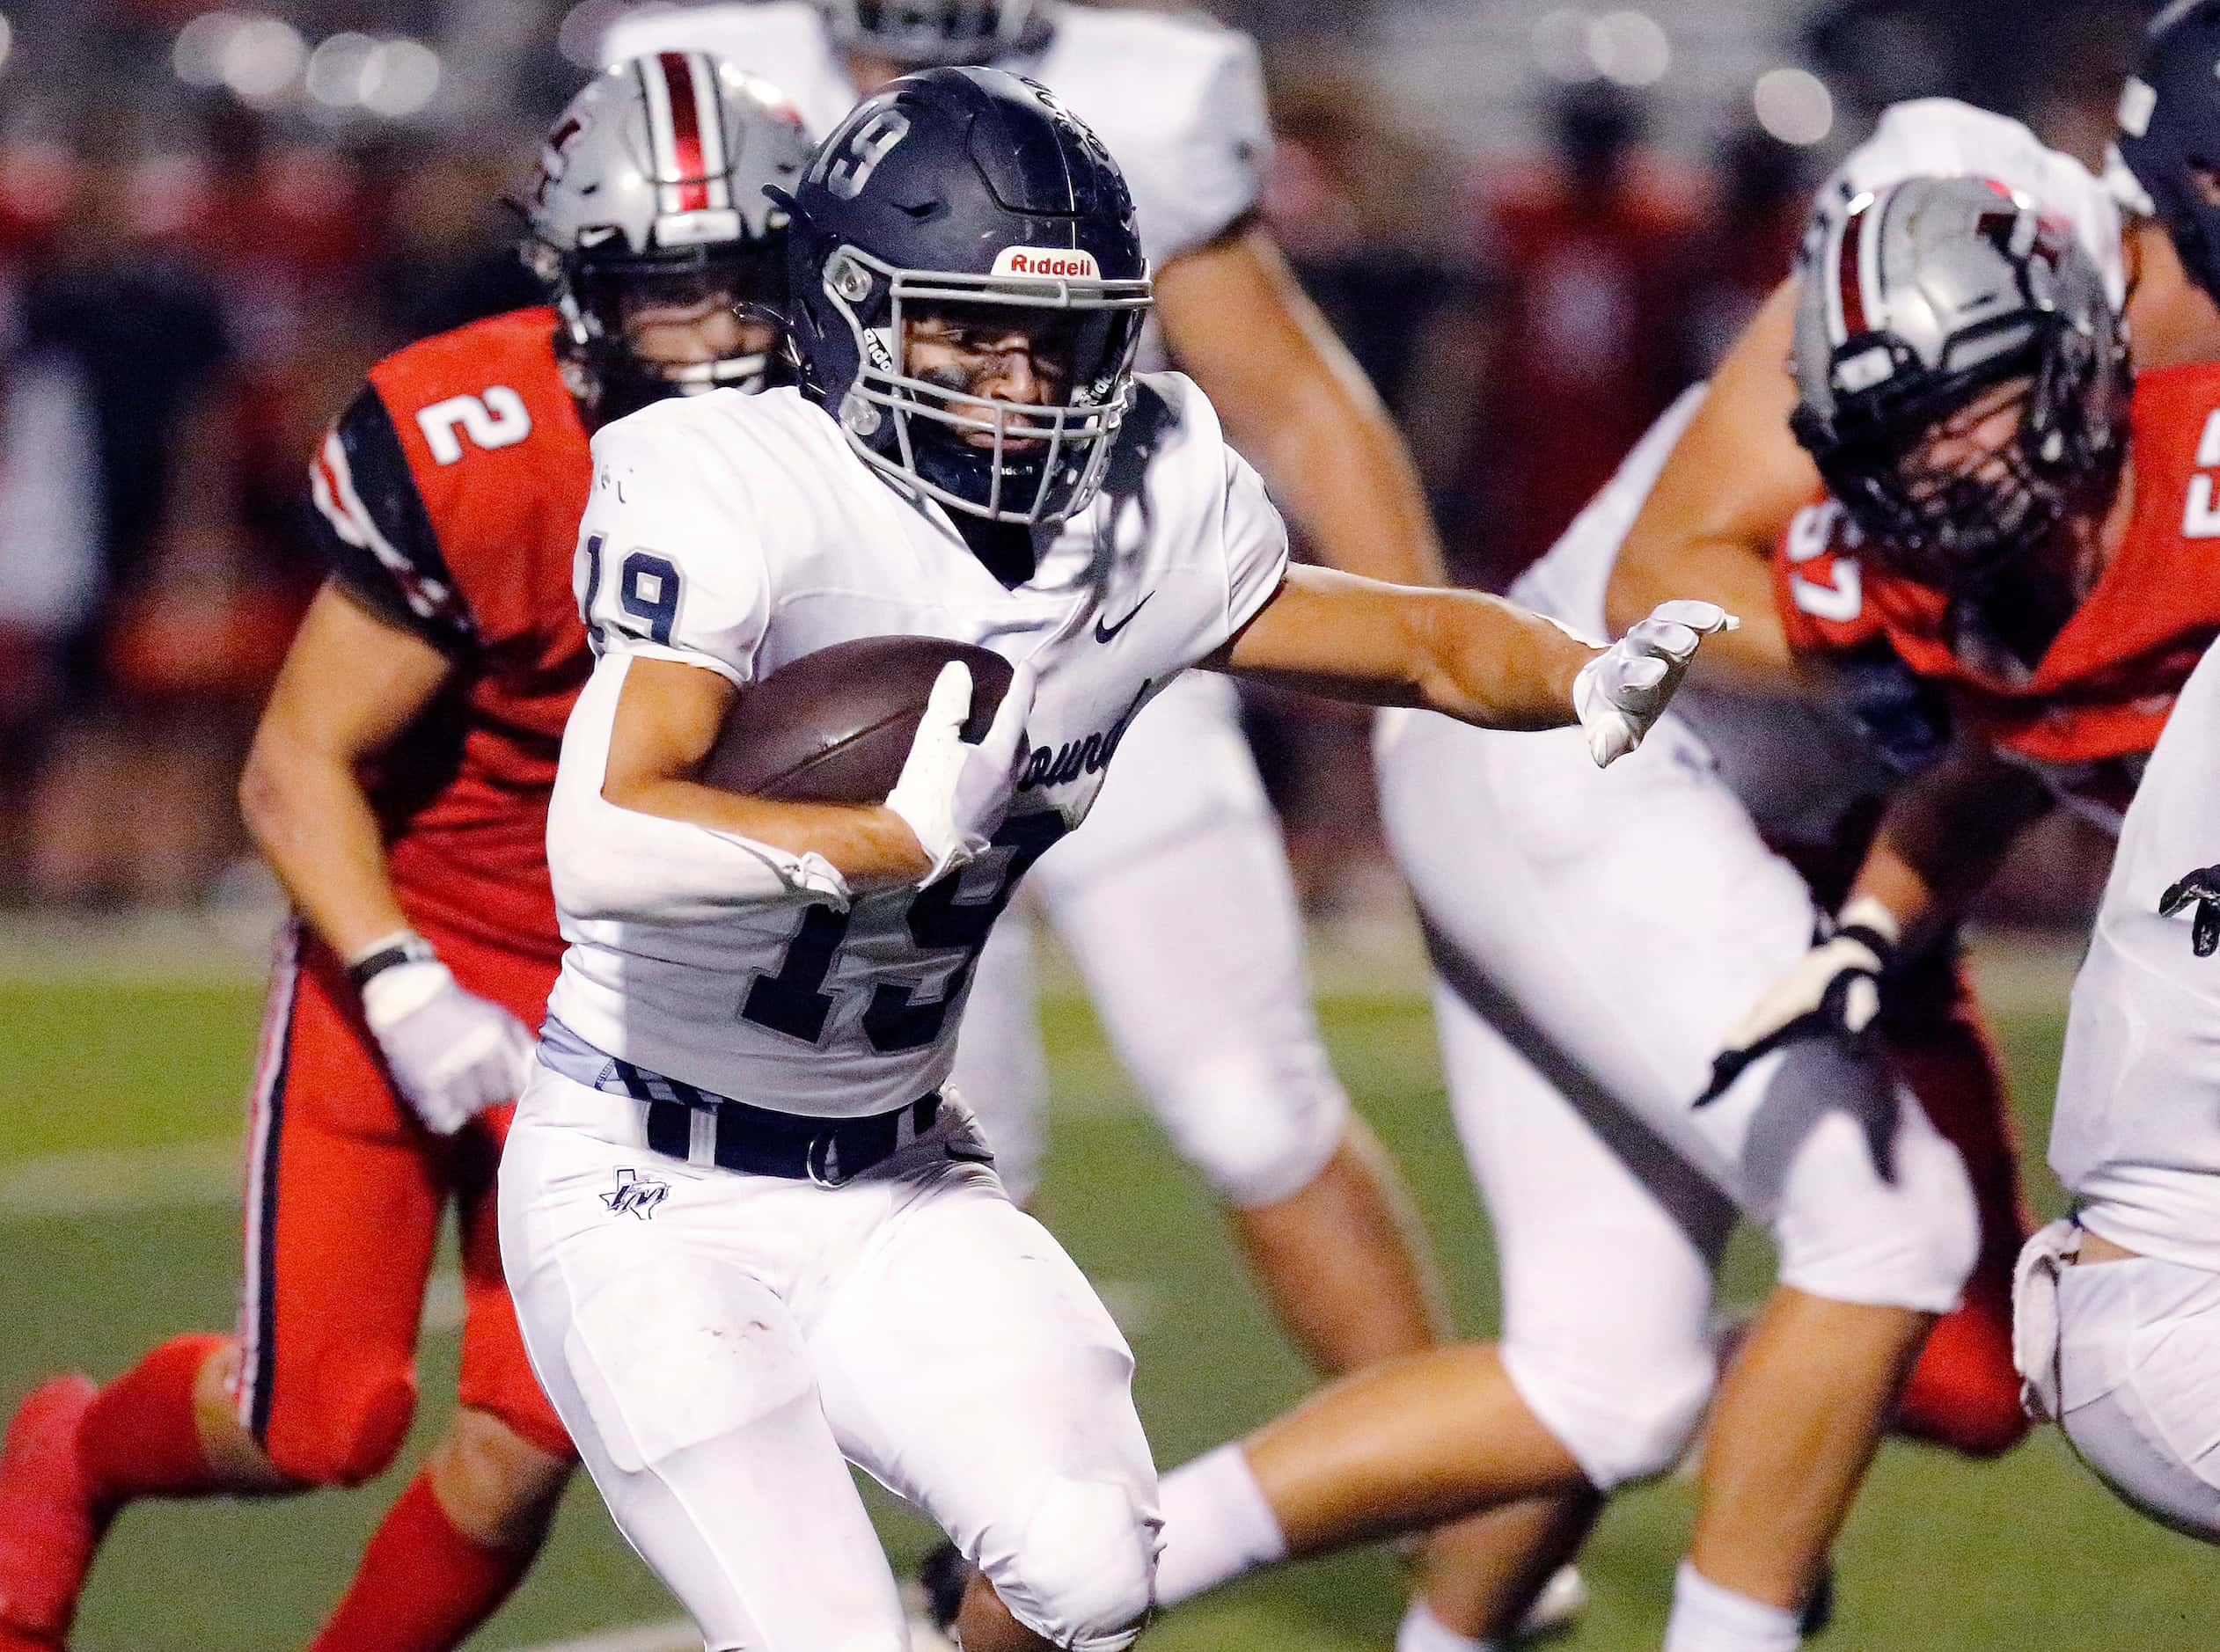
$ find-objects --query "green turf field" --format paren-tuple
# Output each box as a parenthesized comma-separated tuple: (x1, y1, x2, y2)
(2, 932, 2213, 1649)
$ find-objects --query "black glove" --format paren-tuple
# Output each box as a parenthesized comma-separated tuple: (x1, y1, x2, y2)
(1696, 897, 1900, 1107)
(2159, 865, 2220, 958)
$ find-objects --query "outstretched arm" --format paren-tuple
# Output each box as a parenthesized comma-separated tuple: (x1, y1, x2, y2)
(1840, 735, 2055, 952)
(1209, 566, 1588, 723)
(1208, 565, 1733, 762)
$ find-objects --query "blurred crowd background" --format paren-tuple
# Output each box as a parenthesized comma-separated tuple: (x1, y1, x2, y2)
(0, 0, 2158, 918)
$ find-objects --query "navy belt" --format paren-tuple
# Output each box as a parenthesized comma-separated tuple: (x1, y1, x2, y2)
(541, 1021, 940, 1187)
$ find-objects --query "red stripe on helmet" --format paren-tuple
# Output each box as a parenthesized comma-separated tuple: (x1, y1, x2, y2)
(657, 52, 709, 211)
(1837, 194, 1872, 339)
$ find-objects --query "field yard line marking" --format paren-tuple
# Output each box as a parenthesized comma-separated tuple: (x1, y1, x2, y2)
(512, 1619, 698, 1652)
(0, 1139, 238, 1217)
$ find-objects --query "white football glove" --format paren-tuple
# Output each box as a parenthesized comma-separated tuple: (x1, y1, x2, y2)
(1572, 600, 1740, 766)
(1696, 895, 1901, 1106)
(360, 956, 536, 1135)
(883, 659, 1037, 884)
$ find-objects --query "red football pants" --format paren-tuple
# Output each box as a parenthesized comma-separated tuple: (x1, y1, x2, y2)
(234, 922, 571, 1485)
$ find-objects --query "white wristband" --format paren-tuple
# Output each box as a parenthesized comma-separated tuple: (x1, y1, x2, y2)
(1836, 895, 1903, 949)
(360, 957, 457, 1031)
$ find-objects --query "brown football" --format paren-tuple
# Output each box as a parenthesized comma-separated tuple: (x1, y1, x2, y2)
(700, 636, 1016, 804)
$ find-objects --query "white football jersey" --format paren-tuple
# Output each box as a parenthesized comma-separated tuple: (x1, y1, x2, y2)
(597, 1, 1269, 275)
(543, 372, 1287, 1117)
(2050, 635, 2220, 1271)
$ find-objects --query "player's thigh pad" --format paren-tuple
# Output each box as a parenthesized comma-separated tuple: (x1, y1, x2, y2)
(1036, 704, 1346, 1210)
(1381, 712, 1976, 1316)
(947, 913, 1049, 1204)
(1436, 981, 1728, 1488)
(497, 1071, 910, 1650)
(2027, 1243, 2220, 1542)
(240, 933, 432, 1485)
(811, 1169, 1160, 1651)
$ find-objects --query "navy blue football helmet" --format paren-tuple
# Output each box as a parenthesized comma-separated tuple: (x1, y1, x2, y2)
(776, 65, 1152, 524)
(2114, 0, 2220, 301)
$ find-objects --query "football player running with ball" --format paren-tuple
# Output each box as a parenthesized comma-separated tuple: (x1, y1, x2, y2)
(599, 0, 1482, 1473)
(0, 59, 810, 1652)
(496, 68, 1728, 1652)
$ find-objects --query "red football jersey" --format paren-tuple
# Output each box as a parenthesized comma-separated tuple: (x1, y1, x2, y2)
(1775, 360, 2220, 817)
(305, 307, 592, 960)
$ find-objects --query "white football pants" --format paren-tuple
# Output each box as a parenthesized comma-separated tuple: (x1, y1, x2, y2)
(1375, 706, 1980, 1489)
(951, 669, 1349, 1209)
(499, 1064, 1161, 1652)
(2017, 1223, 2220, 1543)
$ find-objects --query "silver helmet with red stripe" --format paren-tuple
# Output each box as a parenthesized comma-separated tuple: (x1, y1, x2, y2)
(1789, 173, 2128, 596)
(523, 55, 815, 418)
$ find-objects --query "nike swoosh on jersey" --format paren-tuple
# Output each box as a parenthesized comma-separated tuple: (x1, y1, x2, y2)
(1095, 592, 1154, 643)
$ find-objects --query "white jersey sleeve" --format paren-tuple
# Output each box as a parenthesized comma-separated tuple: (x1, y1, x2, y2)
(548, 398, 854, 932)
(1220, 443, 1290, 636)
(1026, 7, 1269, 269)
(576, 404, 773, 686)
(1821, 98, 2126, 307)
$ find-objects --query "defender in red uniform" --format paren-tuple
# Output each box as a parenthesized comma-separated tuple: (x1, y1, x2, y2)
(0, 57, 810, 1652)
(1733, 195, 2220, 1089)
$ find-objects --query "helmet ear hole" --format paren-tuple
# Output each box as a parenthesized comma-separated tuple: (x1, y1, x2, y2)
(831, 255, 874, 303)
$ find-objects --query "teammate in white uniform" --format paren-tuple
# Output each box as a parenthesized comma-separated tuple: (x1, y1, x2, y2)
(2013, 635, 2220, 1545)
(2005, 0, 2220, 1547)
(496, 69, 1728, 1652)
(1147, 98, 2215, 1652)
(598, 0, 1465, 1410)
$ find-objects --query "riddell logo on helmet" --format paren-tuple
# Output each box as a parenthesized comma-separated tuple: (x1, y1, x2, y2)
(993, 246, 1100, 279)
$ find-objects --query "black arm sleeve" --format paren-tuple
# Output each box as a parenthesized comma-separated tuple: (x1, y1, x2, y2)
(304, 384, 476, 654)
